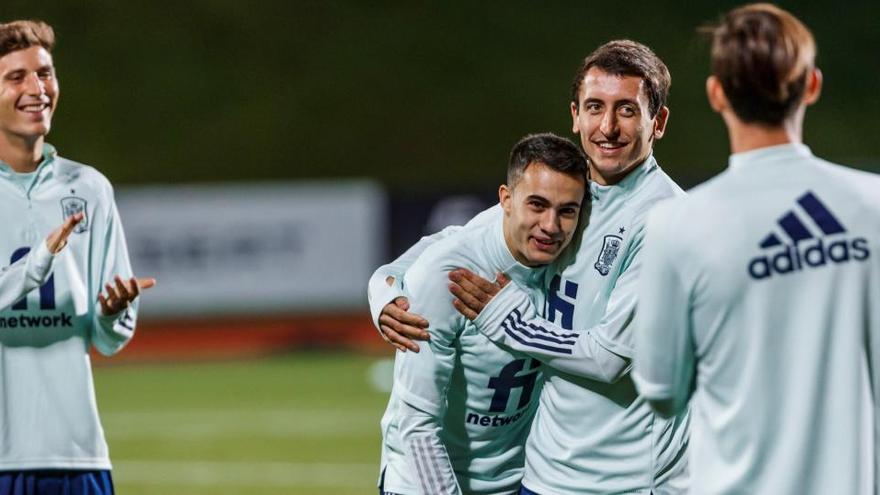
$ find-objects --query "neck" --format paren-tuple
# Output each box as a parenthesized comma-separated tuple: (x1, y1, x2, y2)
(725, 112, 802, 154)
(0, 133, 44, 173)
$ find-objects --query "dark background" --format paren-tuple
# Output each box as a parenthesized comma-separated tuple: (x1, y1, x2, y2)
(3, 1, 878, 192)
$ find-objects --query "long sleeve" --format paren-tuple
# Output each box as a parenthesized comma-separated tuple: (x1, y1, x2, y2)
(632, 203, 694, 416)
(473, 282, 629, 382)
(90, 189, 138, 356)
(367, 204, 502, 329)
(0, 239, 55, 311)
(368, 225, 462, 329)
(393, 246, 473, 493)
(398, 400, 462, 495)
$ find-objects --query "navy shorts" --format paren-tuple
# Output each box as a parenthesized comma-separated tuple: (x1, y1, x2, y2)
(519, 484, 540, 495)
(0, 470, 113, 495)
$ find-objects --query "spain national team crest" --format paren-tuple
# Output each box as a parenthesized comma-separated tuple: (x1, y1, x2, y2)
(594, 234, 622, 276)
(60, 197, 89, 233)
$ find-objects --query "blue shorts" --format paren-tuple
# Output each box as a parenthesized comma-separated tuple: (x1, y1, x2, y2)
(519, 484, 540, 495)
(0, 471, 113, 495)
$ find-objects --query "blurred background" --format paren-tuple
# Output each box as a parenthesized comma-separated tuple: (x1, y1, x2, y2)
(3, 0, 878, 493)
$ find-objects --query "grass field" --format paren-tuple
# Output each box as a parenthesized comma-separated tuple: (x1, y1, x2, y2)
(94, 352, 392, 494)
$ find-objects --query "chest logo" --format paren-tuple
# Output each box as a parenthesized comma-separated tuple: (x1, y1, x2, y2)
(60, 196, 89, 233)
(594, 234, 622, 276)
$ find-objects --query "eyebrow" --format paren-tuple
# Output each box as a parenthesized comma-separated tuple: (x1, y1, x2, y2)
(527, 194, 582, 209)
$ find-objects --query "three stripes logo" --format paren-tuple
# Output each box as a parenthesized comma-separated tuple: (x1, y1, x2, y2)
(748, 191, 870, 280)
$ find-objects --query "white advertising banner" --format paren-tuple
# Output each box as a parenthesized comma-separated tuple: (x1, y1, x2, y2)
(116, 181, 386, 316)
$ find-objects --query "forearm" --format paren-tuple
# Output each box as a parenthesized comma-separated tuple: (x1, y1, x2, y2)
(0, 240, 54, 310)
(475, 284, 629, 383)
(92, 306, 137, 356)
(399, 401, 461, 495)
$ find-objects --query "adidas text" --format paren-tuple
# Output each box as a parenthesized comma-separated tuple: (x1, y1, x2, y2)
(748, 238, 870, 280)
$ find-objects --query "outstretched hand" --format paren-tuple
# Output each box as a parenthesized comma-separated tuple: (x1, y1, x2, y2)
(448, 269, 510, 321)
(45, 212, 84, 254)
(378, 297, 430, 353)
(99, 275, 156, 316)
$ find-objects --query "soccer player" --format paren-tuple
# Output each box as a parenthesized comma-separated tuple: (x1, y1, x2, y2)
(370, 41, 690, 494)
(633, 4, 880, 494)
(0, 19, 154, 494)
(0, 212, 81, 310)
(379, 133, 588, 495)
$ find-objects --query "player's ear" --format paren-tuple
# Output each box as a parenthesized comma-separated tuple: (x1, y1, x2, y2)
(499, 184, 512, 214)
(652, 106, 669, 140)
(570, 101, 580, 134)
(706, 76, 728, 113)
(803, 68, 822, 106)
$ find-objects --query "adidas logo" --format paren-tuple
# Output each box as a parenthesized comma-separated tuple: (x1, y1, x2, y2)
(748, 191, 870, 280)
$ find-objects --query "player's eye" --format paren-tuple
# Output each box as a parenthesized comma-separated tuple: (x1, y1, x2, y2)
(585, 103, 602, 114)
(528, 201, 545, 211)
(619, 105, 636, 117)
(559, 208, 578, 218)
(37, 70, 53, 80)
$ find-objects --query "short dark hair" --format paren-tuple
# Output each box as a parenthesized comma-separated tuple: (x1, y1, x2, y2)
(507, 133, 588, 187)
(703, 4, 816, 125)
(0, 20, 55, 59)
(570, 40, 671, 118)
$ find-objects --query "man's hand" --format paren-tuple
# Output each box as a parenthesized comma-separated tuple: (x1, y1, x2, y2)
(99, 275, 157, 316)
(448, 269, 510, 321)
(378, 297, 430, 353)
(45, 212, 84, 254)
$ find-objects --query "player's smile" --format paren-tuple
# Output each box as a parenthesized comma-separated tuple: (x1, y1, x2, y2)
(16, 98, 51, 120)
(593, 139, 630, 157)
(529, 234, 562, 254)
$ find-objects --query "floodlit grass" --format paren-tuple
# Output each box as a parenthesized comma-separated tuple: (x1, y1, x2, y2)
(94, 352, 391, 494)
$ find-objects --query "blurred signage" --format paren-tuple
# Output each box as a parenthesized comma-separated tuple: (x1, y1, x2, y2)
(116, 181, 386, 316)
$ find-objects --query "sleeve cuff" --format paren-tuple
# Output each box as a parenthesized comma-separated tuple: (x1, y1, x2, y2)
(368, 271, 405, 330)
(30, 239, 56, 279)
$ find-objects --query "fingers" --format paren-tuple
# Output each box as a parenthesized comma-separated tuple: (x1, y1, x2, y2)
(97, 292, 112, 315)
(383, 300, 428, 330)
(392, 296, 410, 312)
(114, 275, 132, 302)
(449, 281, 486, 316)
(378, 308, 429, 340)
(380, 324, 421, 353)
(46, 212, 84, 254)
(452, 298, 480, 321)
(495, 272, 511, 288)
(461, 269, 502, 296)
(99, 274, 155, 315)
(60, 212, 84, 239)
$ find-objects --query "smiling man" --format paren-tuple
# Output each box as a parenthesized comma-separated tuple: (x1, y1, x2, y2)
(0, 19, 154, 495)
(369, 41, 689, 494)
(378, 133, 587, 495)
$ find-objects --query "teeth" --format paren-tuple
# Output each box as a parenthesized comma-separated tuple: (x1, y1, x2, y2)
(19, 103, 48, 111)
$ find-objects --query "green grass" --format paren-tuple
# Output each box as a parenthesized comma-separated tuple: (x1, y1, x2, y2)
(94, 352, 391, 494)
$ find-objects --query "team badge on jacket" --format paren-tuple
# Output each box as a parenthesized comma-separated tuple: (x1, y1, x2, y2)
(60, 196, 89, 233)
(594, 235, 622, 276)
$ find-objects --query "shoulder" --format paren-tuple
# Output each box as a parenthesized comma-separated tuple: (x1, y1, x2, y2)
(629, 163, 687, 222)
(816, 159, 880, 207)
(53, 156, 115, 198)
(408, 222, 492, 282)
